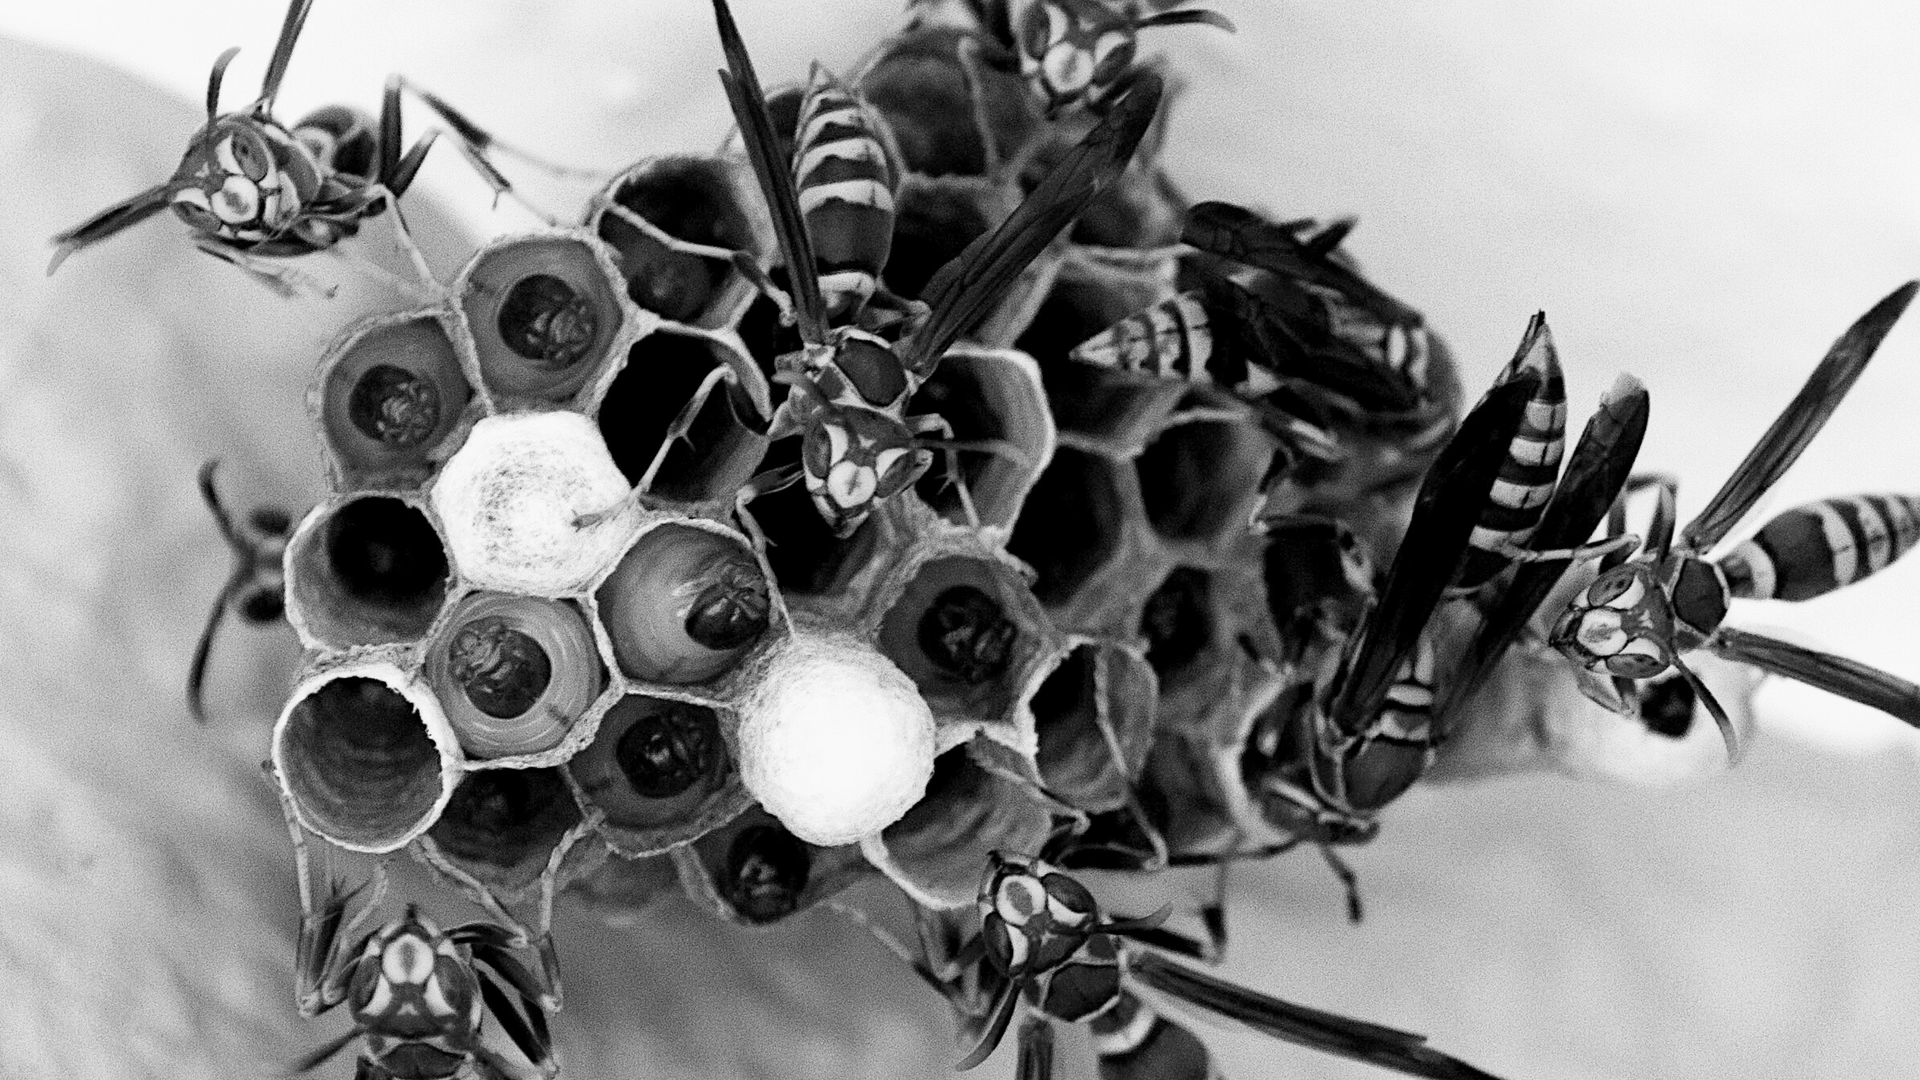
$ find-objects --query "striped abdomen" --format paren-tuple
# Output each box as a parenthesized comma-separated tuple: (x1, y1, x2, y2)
(1088, 989, 1220, 1080)
(1069, 291, 1283, 395)
(1457, 316, 1567, 590)
(793, 64, 899, 321)
(1316, 283, 1432, 393)
(1335, 634, 1438, 813)
(1718, 493, 1920, 602)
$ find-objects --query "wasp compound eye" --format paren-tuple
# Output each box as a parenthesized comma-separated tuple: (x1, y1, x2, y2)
(347, 364, 442, 448)
(917, 585, 1017, 684)
(614, 699, 721, 799)
(724, 824, 811, 924)
(497, 273, 598, 369)
(426, 594, 603, 760)
(598, 523, 772, 684)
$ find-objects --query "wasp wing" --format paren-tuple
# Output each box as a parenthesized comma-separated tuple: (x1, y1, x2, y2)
(1458, 374, 1651, 699)
(1325, 375, 1538, 733)
(258, 0, 316, 109)
(47, 183, 176, 275)
(1016, 1016, 1055, 1080)
(1714, 625, 1920, 726)
(711, 0, 830, 345)
(1127, 951, 1508, 1080)
(904, 73, 1164, 375)
(1680, 280, 1917, 554)
(1197, 270, 1423, 414)
(1182, 201, 1424, 327)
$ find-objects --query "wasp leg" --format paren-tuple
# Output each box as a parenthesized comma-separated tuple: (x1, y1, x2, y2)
(952, 35, 1013, 179)
(387, 75, 601, 224)
(1157, 406, 1250, 429)
(1673, 655, 1738, 761)
(1317, 843, 1365, 925)
(637, 363, 751, 495)
(1492, 531, 1642, 566)
(907, 414, 1036, 530)
(290, 1029, 358, 1075)
(376, 74, 441, 198)
(194, 241, 338, 299)
(728, 249, 802, 327)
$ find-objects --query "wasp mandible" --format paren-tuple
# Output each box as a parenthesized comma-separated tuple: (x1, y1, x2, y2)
(606, 0, 1162, 541)
(1549, 281, 1920, 751)
(50, 0, 578, 290)
(837, 840, 1510, 1079)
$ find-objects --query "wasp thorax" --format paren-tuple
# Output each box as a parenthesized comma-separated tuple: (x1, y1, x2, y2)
(272, 665, 460, 854)
(918, 585, 1018, 684)
(614, 699, 721, 799)
(724, 823, 811, 924)
(457, 234, 626, 403)
(497, 273, 598, 369)
(426, 594, 603, 760)
(317, 314, 473, 489)
(598, 523, 771, 684)
(346, 365, 441, 447)
(448, 618, 550, 718)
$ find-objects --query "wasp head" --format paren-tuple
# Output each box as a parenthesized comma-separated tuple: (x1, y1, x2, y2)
(977, 852, 1101, 980)
(168, 117, 321, 244)
(1010, 0, 1139, 115)
(347, 908, 482, 1042)
(799, 403, 929, 538)
(1549, 562, 1677, 680)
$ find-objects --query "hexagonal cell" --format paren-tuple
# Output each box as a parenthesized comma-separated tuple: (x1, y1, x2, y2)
(1259, 515, 1373, 645)
(1030, 641, 1158, 814)
(1139, 567, 1212, 683)
(569, 693, 749, 857)
(873, 551, 1062, 743)
(1135, 414, 1273, 544)
(886, 176, 1012, 301)
(285, 494, 451, 649)
(857, 27, 1038, 179)
(273, 662, 461, 854)
(313, 311, 473, 490)
(586, 155, 763, 328)
(1068, 165, 1185, 249)
(424, 594, 605, 760)
(596, 331, 767, 504)
(1267, 415, 1454, 582)
(908, 346, 1056, 531)
(674, 808, 873, 927)
(596, 521, 775, 686)
(1006, 448, 1132, 607)
(430, 411, 636, 596)
(456, 232, 630, 406)
(568, 853, 682, 928)
(862, 738, 1054, 909)
(417, 766, 586, 898)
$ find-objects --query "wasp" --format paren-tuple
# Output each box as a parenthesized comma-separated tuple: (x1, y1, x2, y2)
(277, 786, 562, 1080)
(49, 0, 568, 289)
(189, 460, 293, 724)
(909, 0, 1236, 116)
(838, 843, 1509, 1080)
(608, 0, 1160, 540)
(1549, 281, 1920, 750)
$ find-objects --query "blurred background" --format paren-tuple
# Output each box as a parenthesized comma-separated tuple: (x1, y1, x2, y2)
(1, 1, 1918, 1077)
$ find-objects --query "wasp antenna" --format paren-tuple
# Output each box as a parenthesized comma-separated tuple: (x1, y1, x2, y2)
(955, 979, 1022, 1071)
(258, 0, 316, 110)
(205, 46, 241, 118)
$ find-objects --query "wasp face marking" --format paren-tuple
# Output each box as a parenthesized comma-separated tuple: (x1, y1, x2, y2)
(169, 119, 319, 243)
(349, 912, 482, 1043)
(799, 405, 927, 536)
(977, 852, 1102, 979)
(1014, 0, 1138, 112)
(1550, 564, 1677, 678)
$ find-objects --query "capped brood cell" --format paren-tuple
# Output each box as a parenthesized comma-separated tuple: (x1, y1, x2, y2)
(313, 310, 475, 491)
(585, 155, 766, 329)
(424, 593, 606, 760)
(284, 493, 452, 650)
(272, 661, 462, 854)
(568, 692, 750, 857)
(455, 231, 633, 407)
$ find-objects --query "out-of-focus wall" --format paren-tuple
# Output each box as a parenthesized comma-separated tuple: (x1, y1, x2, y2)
(2, 3, 1917, 1078)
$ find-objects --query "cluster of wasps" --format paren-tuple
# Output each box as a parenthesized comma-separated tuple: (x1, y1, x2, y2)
(53, 0, 1920, 1078)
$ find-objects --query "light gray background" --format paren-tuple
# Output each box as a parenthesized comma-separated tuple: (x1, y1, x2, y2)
(1, 2, 1917, 1077)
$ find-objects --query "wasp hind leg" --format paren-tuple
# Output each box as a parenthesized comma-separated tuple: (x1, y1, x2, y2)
(907, 413, 1035, 529)
(194, 241, 338, 299)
